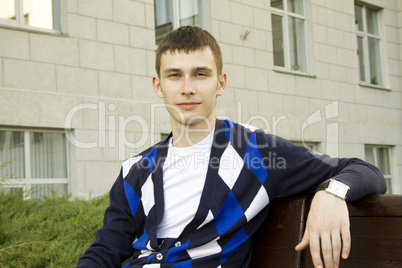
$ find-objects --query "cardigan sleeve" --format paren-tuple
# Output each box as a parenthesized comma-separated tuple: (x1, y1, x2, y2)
(260, 132, 387, 202)
(76, 170, 136, 268)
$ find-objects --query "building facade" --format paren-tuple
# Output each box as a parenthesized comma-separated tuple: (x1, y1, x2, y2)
(0, 0, 401, 198)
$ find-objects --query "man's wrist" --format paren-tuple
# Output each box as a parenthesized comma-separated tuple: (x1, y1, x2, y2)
(316, 179, 350, 200)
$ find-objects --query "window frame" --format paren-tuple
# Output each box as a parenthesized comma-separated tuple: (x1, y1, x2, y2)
(154, 0, 208, 44)
(0, 127, 70, 199)
(0, 0, 67, 35)
(364, 145, 393, 194)
(355, 2, 384, 87)
(291, 141, 318, 152)
(270, 0, 310, 74)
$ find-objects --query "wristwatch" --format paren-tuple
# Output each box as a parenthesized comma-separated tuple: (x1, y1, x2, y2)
(316, 179, 350, 200)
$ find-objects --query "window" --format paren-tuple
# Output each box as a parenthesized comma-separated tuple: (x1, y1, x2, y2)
(365, 146, 392, 194)
(292, 141, 318, 152)
(0, 129, 69, 199)
(271, 0, 308, 73)
(154, 0, 205, 44)
(355, 3, 383, 86)
(0, 0, 61, 32)
(161, 133, 169, 141)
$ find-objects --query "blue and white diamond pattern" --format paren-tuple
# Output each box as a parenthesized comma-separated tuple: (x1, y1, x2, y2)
(141, 174, 155, 217)
(244, 186, 269, 221)
(122, 155, 143, 178)
(218, 143, 244, 190)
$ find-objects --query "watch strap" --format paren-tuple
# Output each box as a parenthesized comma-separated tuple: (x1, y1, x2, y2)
(316, 179, 331, 193)
(316, 179, 350, 200)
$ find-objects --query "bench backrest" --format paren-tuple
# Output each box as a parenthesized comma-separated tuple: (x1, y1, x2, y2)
(251, 194, 402, 267)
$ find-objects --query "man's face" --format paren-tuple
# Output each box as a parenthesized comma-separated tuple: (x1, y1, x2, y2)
(153, 47, 226, 129)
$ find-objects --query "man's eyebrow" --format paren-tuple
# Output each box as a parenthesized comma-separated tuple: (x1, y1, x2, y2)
(191, 66, 213, 72)
(162, 66, 213, 74)
(163, 68, 181, 73)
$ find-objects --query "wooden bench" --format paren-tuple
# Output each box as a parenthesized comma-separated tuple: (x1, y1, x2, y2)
(251, 194, 402, 267)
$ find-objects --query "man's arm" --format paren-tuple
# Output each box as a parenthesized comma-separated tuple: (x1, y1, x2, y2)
(264, 133, 386, 201)
(260, 133, 386, 268)
(77, 171, 136, 267)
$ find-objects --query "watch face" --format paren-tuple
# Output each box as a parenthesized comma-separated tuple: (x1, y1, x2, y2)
(326, 180, 350, 198)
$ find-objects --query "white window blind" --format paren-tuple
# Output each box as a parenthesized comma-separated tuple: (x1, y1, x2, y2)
(0, 129, 69, 199)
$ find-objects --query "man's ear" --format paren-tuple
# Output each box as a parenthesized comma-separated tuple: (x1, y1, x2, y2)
(153, 76, 164, 98)
(217, 73, 227, 96)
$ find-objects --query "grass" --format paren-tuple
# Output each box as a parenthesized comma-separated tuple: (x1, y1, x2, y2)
(0, 191, 108, 267)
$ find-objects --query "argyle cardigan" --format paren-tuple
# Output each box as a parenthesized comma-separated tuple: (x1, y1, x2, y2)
(77, 119, 386, 268)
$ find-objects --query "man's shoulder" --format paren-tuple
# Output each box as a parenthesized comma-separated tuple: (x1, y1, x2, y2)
(220, 119, 269, 138)
(219, 119, 290, 150)
(220, 119, 262, 133)
(121, 137, 169, 179)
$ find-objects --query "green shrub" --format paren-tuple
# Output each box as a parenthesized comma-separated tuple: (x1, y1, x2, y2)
(0, 191, 108, 267)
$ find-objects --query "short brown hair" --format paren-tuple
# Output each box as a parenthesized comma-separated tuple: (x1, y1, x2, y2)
(155, 26, 223, 77)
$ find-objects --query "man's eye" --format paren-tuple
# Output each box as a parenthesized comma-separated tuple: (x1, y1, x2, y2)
(169, 74, 180, 78)
(195, 73, 206, 77)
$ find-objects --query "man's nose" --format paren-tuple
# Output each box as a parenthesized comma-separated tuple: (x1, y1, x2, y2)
(181, 77, 196, 95)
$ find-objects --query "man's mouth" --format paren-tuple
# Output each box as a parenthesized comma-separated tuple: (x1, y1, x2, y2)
(177, 102, 200, 109)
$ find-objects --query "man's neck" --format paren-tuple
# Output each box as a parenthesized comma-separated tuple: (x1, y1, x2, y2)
(170, 117, 216, 148)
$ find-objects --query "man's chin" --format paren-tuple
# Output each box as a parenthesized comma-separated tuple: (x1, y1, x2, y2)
(176, 117, 212, 127)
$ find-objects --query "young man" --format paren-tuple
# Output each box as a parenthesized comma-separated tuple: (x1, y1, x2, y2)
(77, 26, 386, 268)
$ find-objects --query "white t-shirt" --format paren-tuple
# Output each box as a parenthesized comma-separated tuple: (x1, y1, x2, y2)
(157, 131, 214, 238)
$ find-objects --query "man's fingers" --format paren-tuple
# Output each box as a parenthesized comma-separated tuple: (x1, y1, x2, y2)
(341, 224, 351, 259)
(331, 229, 342, 267)
(309, 232, 324, 268)
(320, 233, 334, 268)
(295, 230, 310, 251)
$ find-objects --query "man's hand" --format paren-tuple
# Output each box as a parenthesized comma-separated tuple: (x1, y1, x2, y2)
(295, 190, 351, 268)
